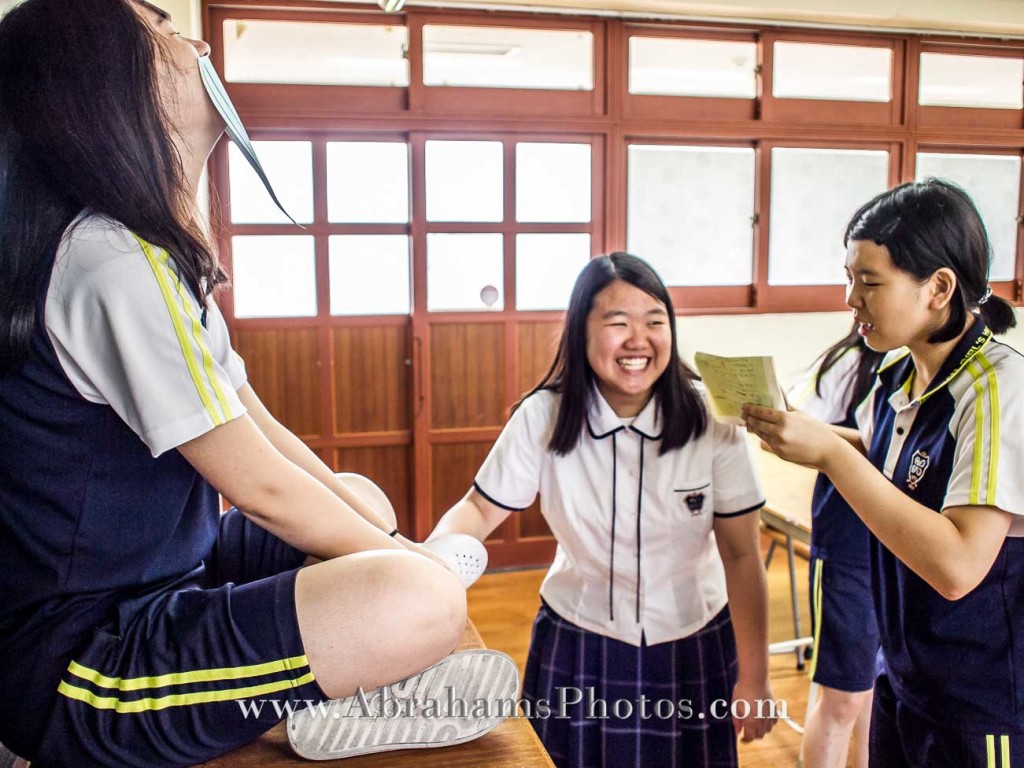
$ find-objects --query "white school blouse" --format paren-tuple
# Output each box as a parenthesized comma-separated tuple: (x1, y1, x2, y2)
(474, 387, 765, 646)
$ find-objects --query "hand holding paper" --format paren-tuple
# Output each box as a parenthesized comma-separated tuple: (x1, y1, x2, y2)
(694, 352, 787, 425)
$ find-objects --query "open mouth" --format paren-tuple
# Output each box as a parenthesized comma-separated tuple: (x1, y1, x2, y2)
(617, 357, 650, 372)
(858, 322, 875, 336)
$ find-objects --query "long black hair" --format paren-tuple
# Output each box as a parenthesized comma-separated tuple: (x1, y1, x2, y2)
(0, 0, 226, 373)
(519, 252, 707, 456)
(845, 178, 1016, 342)
(814, 323, 885, 412)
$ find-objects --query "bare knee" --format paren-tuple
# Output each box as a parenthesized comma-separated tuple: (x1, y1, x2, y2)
(816, 687, 870, 726)
(397, 555, 467, 651)
(295, 551, 466, 697)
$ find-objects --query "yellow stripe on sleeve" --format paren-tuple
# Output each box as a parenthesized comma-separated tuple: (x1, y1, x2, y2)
(967, 362, 986, 506)
(978, 354, 1000, 506)
(58, 671, 316, 713)
(131, 234, 224, 427)
(988, 734, 997, 768)
(1001, 734, 1010, 768)
(159, 251, 236, 422)
(67, 654, 311, 692)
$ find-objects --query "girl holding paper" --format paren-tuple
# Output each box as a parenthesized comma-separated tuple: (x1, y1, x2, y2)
(429, 252, 776, 768)
(745, 180, 1022, 768)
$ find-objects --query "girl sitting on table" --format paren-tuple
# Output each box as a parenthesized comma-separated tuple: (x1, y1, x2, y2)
(788, 325, 884, 768)
(0, 1, 515, 765)
(745, 179, 1022, 768)
(429, 252, 777, 768)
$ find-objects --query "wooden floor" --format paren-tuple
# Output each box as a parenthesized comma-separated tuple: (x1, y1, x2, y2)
(467, 533, 814, 768)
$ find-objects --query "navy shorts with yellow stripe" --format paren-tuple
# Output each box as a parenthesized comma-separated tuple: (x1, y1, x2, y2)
(870, 673, 1022, 768)
(808, 556, 879, 693)
(33, 509, 328, 768)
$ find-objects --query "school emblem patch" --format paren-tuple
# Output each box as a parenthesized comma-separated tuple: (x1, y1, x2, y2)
(907, 450, 930, 491)
(684, 492, 706, 517)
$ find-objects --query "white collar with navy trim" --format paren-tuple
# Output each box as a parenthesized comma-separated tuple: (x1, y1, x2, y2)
(586, 387, 663, 440)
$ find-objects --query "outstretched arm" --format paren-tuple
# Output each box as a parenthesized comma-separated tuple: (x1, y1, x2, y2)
(238, 384, 398, 533)
(428, 488, 513, 543)
(178, 413, 405, 560)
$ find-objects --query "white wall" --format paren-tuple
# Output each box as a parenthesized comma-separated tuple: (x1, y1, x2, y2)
(678, 308, 1024, 390)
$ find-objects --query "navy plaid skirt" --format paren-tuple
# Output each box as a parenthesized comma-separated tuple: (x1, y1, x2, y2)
(522, 601, 739, 768)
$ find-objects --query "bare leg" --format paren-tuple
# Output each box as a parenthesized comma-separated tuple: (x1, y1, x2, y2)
(801, 686, 873, 768)
(294, 549, 466, 698)
(850, 687, 873, 768)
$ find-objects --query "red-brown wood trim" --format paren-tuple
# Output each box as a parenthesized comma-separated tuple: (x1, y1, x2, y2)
(757, 285, 848, 313)
(429, 427, 504, 444)
(303, 432, 412, 448)
(486, 539, 557, 570)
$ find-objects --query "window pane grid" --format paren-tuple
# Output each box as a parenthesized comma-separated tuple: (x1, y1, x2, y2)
(213, 15, 1024, 316)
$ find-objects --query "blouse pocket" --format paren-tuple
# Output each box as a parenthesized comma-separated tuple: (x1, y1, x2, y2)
(672, 480, 712, 520)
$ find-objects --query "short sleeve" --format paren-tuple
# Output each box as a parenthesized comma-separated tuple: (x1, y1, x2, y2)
(943, 353, 1024, 516)
(205, 297, 247, 390)
(711, 418, 765, 517)
(45, 216, 247, 457)
(473, 392, 552, 511)
(787, 348, 858, 425)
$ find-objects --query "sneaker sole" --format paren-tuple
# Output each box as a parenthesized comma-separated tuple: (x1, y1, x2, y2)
(287, 650, 520, 761)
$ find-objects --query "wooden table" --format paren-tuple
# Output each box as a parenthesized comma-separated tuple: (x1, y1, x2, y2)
(198, 622, 554, 768)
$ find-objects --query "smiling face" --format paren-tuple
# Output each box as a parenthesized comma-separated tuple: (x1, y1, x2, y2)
(585, 279, 672, 417)
(845, 239, 945, 353)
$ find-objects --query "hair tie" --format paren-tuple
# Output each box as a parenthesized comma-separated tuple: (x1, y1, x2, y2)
(978, 285, 993, 305)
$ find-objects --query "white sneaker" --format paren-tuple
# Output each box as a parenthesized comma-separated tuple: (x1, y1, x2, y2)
(422, 534, 488, 589)
(287, 649, 520, 761)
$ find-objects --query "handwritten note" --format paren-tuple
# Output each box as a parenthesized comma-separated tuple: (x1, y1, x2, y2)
(694, 353, 787, 424)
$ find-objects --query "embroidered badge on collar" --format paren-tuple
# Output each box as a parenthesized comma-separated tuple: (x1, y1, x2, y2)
(907, 450, 930, 491)
(684, 492, 706, 516)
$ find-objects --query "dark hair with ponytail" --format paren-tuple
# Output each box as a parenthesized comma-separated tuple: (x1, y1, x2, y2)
(517, 252, 707, 457)
(844, 178, 1016, 341)
(0, 0, 226, 373)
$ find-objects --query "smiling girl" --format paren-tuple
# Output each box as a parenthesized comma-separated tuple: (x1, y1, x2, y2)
(429, 252, 776, 768)
(745, 179, 1022, 767)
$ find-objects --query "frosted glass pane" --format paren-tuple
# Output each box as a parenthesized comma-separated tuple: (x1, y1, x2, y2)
(427, 234, 504, 311)
(773, 42, 892, 102)
(327, 142, 409, 224)
(629, 38, 757, 98)
(223, 20, 409, 87)
(768, 148, 890, 285)
(229, 141, 313, 224)
(516, 234, 591, 310)
(516, 143, 591, 223)
(919, 53, 1024, 109)
(423, 25, 593, 90)
(329, 236, 410, 316)
(627, 145, 755, 286)
(232, 236, 316, 318)
(916, 154, 1021, 281)
(425, 141, 503, 222)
